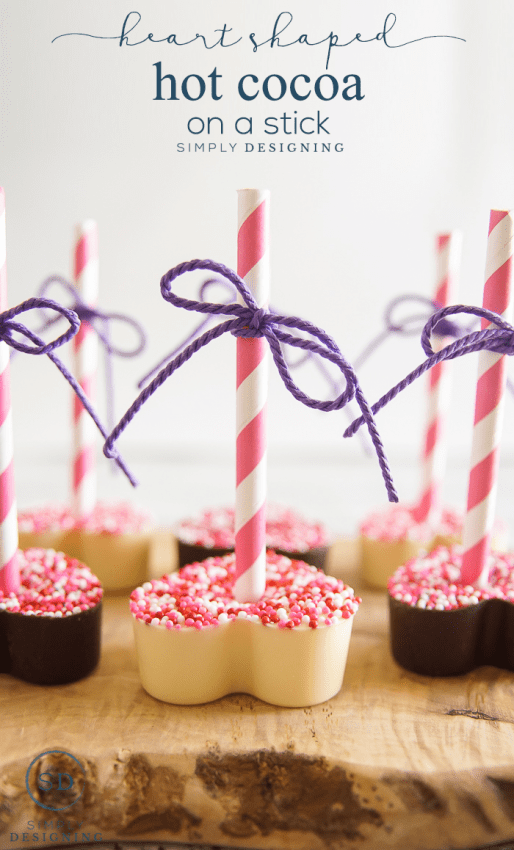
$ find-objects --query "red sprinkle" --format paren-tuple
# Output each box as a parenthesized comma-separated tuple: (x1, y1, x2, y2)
(0, 549, 102, 616)
(388, 545, 514, 610)
(361, 503, 507, 545)
(18, 502, 151, 536)
(131, 551, 360, 631)
(176, 504, 328, 551)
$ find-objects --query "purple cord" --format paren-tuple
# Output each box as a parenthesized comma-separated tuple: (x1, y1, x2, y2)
(353, 293, 466, 371)
(0, 296, 137, 486)
(137, 277, 234, 388)
(104, 259, 399, 502)
(138, 276, 373, 455)
(35, 275, 146, 429)
(344, 303, 514, 438)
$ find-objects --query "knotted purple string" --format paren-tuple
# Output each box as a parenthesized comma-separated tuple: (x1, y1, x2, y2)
(345, 303, 514, 438)
(35, 275, 146, 429)
(353, 294, 466, 371)
(137, 277, 234, 388)
(1, 297, 136, 486)
(138, 276, 345, 401)
(138, 277, 373, 455)
(104, 259, 398, 502)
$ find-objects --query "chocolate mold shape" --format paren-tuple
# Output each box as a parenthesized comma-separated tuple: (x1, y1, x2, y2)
(0, 548, 102, 685)
(131, 552, 359, 707)
(388, 545, 514, 676)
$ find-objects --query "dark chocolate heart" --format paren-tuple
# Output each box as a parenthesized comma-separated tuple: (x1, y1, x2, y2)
(177, 541, 328, 572)
(0, 603, 101, 685)
(0, 549, 102, 685)
(389, 595, 514, 676)
(388, 546, 514, 677)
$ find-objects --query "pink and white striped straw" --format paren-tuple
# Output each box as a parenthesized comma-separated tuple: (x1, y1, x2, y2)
(72, 220, 99, 520)
(461, 210, 513, 587)
(412, 232, 461, 524)
(234, 189, 270, 603)
(0, 188, 19, 592)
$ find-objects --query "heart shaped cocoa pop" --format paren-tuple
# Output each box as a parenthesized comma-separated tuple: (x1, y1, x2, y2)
(175, 505, 329, 572)
(0, 548, 102, 685)
(130, 551, 360, 707)
(388, 546, 514, 676)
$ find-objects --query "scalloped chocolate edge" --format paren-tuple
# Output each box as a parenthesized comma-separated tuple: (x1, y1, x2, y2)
(0, 602, 102, 685)
(389, 595, 514, 677)
(176, 541, 328, 572)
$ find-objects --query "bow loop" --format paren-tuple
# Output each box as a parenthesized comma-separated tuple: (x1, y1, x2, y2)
(0, 296, 136, 486)
(105, 259, 399, 502)
(346, 303, 514, 438)
(0, 297, 80, 355)
(37, 275, 146, 358)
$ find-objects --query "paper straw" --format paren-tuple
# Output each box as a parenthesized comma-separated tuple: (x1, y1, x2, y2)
(234, 189, 270, 603)
(0, 188, 19, 591)
(72, 220, 99, 519)
(412, 232, 461, 524)
(461, 210, 513, 586)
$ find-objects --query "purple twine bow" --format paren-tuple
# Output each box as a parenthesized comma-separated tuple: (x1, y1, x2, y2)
(104, 259, 398, 502)
(344, 303, 514, 438)
(0, 297, 136, 486)
(353, 294, 466, 371)
(35, 275, 146, 429)
(137, 277, 234, 388)
(138, 276, 343, 399)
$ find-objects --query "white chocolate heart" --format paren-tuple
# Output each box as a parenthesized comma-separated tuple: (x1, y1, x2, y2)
(18, 502, 152, 591)
(360, 504, 508, 589)
(130, 551, 359, 707)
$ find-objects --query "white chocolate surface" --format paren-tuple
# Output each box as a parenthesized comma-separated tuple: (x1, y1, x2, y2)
(81, 529, 152, 591)
(361, 526, 509, 590)
(133, 613, 354, 707)
(17, 504, 153, 592)
(361, 536, 427, 589)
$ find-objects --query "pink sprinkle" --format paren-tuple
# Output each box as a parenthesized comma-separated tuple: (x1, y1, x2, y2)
(18, 502, 151, 536)
(361, 503, 505, 545)
(176, 504, 328, 551)
(0, 549, 102, 615)
(388, 545, 514, 610)
(130, 551, 359, 631)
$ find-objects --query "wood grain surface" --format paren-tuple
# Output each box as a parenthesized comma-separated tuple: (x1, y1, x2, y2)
(2, 534, 514, 850)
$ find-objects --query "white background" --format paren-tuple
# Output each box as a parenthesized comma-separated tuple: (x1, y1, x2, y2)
(1, 1, 513, 523)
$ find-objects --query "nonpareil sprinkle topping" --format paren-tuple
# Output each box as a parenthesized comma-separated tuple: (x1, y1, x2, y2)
(131, 551, 359, 630)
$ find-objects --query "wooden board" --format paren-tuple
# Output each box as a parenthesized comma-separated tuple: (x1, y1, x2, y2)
(2, 535, 514, 850)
